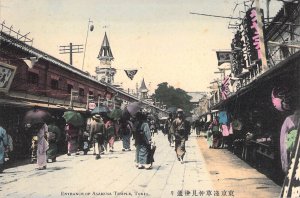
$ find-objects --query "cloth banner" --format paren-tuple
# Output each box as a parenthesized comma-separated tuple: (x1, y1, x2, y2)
(216, 51, 231, 66)
(124, 70, 138, 80)
(221, 76, 230, 100)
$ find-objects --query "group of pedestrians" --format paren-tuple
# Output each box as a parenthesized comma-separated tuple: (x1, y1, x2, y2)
(0, 108, 192, 173)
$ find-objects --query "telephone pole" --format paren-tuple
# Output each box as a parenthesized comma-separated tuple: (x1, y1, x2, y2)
(59, 43, 83, 65)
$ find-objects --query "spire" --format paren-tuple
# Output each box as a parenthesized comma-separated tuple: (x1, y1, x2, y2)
(139, 78, 148, 93)
(97, 32, 114, 61)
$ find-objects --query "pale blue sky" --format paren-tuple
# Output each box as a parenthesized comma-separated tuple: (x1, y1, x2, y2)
(0, 0, 282, 93)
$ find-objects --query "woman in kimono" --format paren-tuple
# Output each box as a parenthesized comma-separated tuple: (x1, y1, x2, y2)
(105, 118, 116, 152)
(120, 120, 132, 151)
(36, 123, 49, 170)
(65, 123, 79, 156)
(135, 112, 152, 169)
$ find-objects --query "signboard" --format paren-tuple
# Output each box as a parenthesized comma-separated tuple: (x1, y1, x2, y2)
(88, 102, 96, 110)
(0, 62, 17, 92)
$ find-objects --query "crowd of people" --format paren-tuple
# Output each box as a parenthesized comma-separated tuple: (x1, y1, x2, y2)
(0, 107, 196, 173)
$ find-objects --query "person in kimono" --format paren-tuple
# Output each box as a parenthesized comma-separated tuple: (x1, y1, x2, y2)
(0, 124, 8, 173)
(165, 113, 174, 146)
(135, 112, 152, 169)
(47, 118, 61, 163)
(105, 118, 116, 152)
(171, 109, 190, 164)
(90, 114, 106, 159)
(120, 120, 132, 151)
(36, 123, 49, 170)
(65, 123, 80, 156)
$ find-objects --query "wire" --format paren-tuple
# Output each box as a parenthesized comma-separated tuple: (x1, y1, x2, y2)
(189, 12, 241, 20)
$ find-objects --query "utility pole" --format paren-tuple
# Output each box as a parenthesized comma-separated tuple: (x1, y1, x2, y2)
(59, 43, 83, 65)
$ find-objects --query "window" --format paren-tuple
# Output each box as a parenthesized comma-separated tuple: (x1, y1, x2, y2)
(67, 84, 73, 94)
(89, 91, 94, 96)
(51, 79, 59, 90)
(27, 72, 39, 85)
(79, 88, 84, 97)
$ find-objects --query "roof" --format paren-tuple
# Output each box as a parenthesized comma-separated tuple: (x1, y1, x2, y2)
(97, 32, 114, 61)
(139, 78, 148, 93)
(187, 92, 207, 103)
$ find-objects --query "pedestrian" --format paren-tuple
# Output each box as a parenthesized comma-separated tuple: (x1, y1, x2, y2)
(36, 123, 49, 170)
(105, 117, 116, 152)
(165, 113, 174, 146)
(120, 120, 132, 151)
(0, 123, 8, 173)
(171, 109, 190, 164)
(65, 123, 80, 156)
(5, 131, 13, 162)
(150, 119, 156, 137)
(90, 114, 106, 159)
(47, 118, 62, 163)
(135, 112, 152, 169)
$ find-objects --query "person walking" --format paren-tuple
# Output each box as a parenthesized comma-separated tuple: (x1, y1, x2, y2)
(120, 120, 132, 151)
(0, 124, 8, 173)
(47, 118, 62, 163)
(36, 123, 49, 170)
(90, 114, 106, 159)
(65, 123, 80, 156)
(165, 113, 174, 146)
(135, 112, 152, 169)
(171, 109, 189, 164)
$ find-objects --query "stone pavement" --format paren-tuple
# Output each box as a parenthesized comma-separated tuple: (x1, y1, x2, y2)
(0, 132, 213, 198)
(0, 132, 281, 198)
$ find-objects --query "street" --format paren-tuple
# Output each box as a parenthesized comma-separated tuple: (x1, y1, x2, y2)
(0, 132, 280, 198)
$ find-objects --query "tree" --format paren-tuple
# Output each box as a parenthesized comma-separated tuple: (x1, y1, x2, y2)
(154, 82, 193, 115)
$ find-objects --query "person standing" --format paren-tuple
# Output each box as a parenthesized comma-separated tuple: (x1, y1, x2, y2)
(120, 120, 132, 151)
(171, 109, 189, 164)
(0, 124, 8, 173)
(36, 123, 49, 170)
(135, 112, 152, 169)
(47, 118, 62, 163)
(105, 118, 116, 152)
(65, 123, 80, 156)
(165, 113, 174, 146)
(90, 114, 106, 160)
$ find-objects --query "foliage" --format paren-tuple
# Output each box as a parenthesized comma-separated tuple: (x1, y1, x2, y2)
(153, 82, 193, 115)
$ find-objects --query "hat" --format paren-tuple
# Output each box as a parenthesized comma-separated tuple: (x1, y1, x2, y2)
(177, 108, 184, 113)
(93, 114, 101, 120)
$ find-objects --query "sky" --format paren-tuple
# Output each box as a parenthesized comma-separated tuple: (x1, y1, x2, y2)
(0, 0, 282, 94)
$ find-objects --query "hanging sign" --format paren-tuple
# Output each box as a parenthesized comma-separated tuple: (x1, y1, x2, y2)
(0, 62, 17, 93)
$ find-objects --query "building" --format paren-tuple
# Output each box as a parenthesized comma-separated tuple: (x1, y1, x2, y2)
(139, 78, 149, 100)
(95, 32, 116, 84)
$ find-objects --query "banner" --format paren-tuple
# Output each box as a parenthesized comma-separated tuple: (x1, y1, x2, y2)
(124, 69, 138, 80)
(0, 62, 17, 92)
(216, 51, 231, 66)
(221, 76, 230, 100)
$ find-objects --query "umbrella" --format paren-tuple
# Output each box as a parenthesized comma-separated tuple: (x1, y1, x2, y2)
(108, 109, 122, 120)
(147, 114, 156, 120)
(91, 105, 110, 115)
(23, 108, 51, 126)
(63, 111, 84, 127)
(126, 102, 143, 116)
(166, 107, 177, 114)
(185, 117, 193, 123)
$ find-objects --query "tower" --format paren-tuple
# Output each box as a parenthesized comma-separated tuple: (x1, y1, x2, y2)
(139, 78, 149, 99)
(95, 32, 116, 84)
